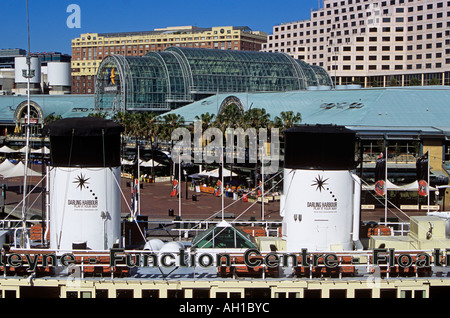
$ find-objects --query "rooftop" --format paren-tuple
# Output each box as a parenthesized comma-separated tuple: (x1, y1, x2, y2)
(0, 94, 95, 124)
(95, 26, 257, 38)
(166, 86, 450, 136)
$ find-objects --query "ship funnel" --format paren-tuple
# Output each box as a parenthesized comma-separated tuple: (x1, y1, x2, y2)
(43, 117, 124, 251)
(281, 124, 361, 252)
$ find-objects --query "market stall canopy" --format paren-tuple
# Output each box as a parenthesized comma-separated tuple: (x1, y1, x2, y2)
(399, 180, 437, 191)
(198, 168, 237, 178)
(363, 180, 437, 191)
(0, 146, 17, 153)
(1, 161, 42, 178)
(121, 159, 162, 167)
(0, 159, 15, 174)
(362, 180, 402, 191)
(121, 159, 133, 165)
(139, 159, 162, 167)
(31, 146, 50, 154)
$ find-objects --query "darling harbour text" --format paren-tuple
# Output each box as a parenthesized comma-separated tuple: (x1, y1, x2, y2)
(2, 248, 450, 271)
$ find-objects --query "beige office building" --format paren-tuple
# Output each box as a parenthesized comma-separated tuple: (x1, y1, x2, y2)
(262, 0, 450, 87)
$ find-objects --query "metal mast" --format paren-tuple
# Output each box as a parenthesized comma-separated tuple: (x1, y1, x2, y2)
(21, 0, 34, 248)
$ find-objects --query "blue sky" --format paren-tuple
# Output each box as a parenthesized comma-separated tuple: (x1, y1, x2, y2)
(1, 0, 319, 55)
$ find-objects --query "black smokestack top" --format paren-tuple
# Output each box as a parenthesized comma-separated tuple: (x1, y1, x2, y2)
(42, 117, 124, 168)
(283, 124, 356, 170)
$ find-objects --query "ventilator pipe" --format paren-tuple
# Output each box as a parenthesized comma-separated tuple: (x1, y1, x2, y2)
(352, 173, 363, 250)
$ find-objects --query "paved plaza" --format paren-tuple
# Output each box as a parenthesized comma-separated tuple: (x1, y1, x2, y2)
(1, 171, 427, 224)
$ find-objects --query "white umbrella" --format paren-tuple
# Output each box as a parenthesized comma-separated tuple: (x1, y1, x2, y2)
(2, 161, 42, 178)
(198, 168, 237, 178)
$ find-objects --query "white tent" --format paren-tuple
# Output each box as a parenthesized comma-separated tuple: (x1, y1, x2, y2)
(0, 146, 17, 153)
(362, 180, 402, 191)
(198, 168, 237, 178)
(0, 160, 16, 174)
(399, 180, 437, 192)
(121, 159, 162, 167)
(363, 180, 437, 192)
(2, 161, 42, 178)
(31, 146, 50, 154)
(121, 159, 134, 165)
(18, 146, 29, 153)
(139, 159, 162, 167)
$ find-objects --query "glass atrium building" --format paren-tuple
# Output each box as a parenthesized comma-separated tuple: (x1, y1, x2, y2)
(95, 47, 333, 112)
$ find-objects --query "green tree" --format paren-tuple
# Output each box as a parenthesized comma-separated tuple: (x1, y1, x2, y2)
(214, 104, 244, 131)
(409, 77, 421, 86)
(429, 78, 440, 86)
(242, 107, 271, 130)
(195, 112, 216, 132)
(157, 113, 185, 142)
(273, 111, 302, 131)
(44, 114, 62, 125)
(389, 78, 398, 87)
(88, 111, 108, 118)
(112, 111, 133, 136)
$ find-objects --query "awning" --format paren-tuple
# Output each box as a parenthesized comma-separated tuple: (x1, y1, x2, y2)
(198, 168, 237, 178)
(1, 161, 42, 178)
(0, 146, 16, 153)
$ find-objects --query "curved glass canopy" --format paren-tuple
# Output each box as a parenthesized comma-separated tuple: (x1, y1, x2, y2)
(95, 47, 332, 112)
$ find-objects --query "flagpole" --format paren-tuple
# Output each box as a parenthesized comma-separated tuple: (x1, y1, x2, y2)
(138, 145, 140, 216)
(385, 147, 388, 226)
(221, 148, 224, 222)
(179, 153, 181, 218)
(21, 0, 32, 248)
(427, 152, 430, 213)
(261, 146, 265, 221)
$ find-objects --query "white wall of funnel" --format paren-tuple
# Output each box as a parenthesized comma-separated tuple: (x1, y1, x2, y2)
(14, 56, 41, 84)
(47, 62, 71, 86)
(48, 166, 121, 251)
(281, 169, 361, 252)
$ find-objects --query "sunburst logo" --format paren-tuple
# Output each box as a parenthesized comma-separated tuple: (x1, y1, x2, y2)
(73, 173, 90, 191)
(310, 174, 338, 203)
(311, 175, 329, 192)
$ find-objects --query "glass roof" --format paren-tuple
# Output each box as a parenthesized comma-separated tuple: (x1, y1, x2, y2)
(95, 48, 332, 112)
(192, 221, 258, 249)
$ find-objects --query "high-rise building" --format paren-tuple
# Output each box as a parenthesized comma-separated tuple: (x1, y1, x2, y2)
(262, 0, 450, 87)
(71, 26, 267, 94)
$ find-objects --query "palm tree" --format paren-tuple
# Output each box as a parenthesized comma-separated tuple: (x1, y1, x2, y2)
(213, 104, 245, 180)
(242, 107, 271, 130)
(214, 104, 244, 131)
(157, 113, 185, 142)
(112, 111, 133, 137)
(44, 114, 62, 125)
(140, 112, 159, 180)
(88, 111, 108, 118)
(274, 111, 302, 131)
(195, 112, 215, 132)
